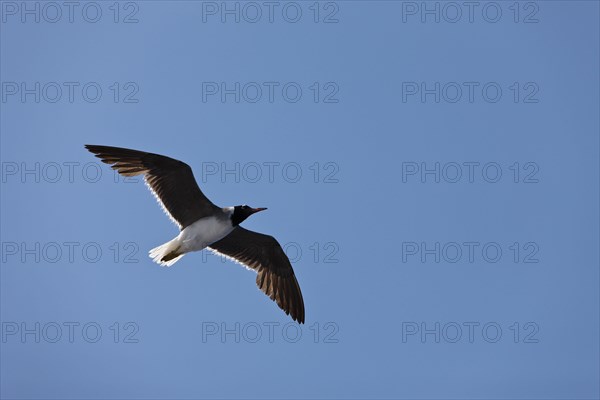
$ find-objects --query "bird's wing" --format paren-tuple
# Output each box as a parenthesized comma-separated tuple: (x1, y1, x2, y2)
(85, 145, 220, 229)
(208, 227, 305, 324)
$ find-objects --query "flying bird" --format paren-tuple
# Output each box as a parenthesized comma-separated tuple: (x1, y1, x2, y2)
(85, 145, 305, 323)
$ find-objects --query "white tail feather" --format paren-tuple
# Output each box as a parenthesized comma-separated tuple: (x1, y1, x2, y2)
(149, 239, 184, 267)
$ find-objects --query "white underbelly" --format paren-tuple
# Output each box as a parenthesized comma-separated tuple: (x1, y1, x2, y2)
(177, 217, 234, 253)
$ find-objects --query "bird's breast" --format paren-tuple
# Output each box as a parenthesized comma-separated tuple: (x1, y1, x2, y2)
(178, 217, 234, 252)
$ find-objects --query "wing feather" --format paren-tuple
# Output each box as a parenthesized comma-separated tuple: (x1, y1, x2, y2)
(209, 227, 305, 323)
(85, 145, 219, 229)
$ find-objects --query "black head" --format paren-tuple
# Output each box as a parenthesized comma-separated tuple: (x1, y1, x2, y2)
(231, 205, 267, 226)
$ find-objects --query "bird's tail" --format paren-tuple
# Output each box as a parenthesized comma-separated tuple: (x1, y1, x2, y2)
(149, 238, 184, 267)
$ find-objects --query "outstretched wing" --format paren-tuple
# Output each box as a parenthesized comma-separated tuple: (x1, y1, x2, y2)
(85, 145, 219, 229)
(209, 227, 305, 324)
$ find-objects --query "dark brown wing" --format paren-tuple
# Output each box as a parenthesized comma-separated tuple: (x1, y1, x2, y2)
(209, 227, 305, 324)
(85, 145, 219, 229)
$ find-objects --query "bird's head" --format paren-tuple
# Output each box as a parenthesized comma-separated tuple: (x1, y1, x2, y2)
(231, 205, 267, 226)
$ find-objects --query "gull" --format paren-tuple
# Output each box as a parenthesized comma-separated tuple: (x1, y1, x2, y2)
(85, 145, 305, 323)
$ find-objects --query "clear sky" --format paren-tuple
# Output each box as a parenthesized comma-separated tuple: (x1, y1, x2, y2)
(1, 1, 599, 399)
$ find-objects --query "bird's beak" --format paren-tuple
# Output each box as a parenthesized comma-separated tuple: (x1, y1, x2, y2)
(251, 207, 268, 214)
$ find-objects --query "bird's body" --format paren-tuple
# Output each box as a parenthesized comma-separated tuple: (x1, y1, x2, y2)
(179, 211, 236, 253)
(150, 210, 235, 266)
(85, 145, 305, 323)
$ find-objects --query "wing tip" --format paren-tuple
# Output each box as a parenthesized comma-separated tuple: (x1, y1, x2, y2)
(84, 144, 98, 153)
(84, 144, 114, 160)
(280, 275, 305, 324)
(84, 144, 106, 151)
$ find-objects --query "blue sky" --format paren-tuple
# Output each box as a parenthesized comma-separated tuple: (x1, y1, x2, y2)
(1, 1, 599, 399)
